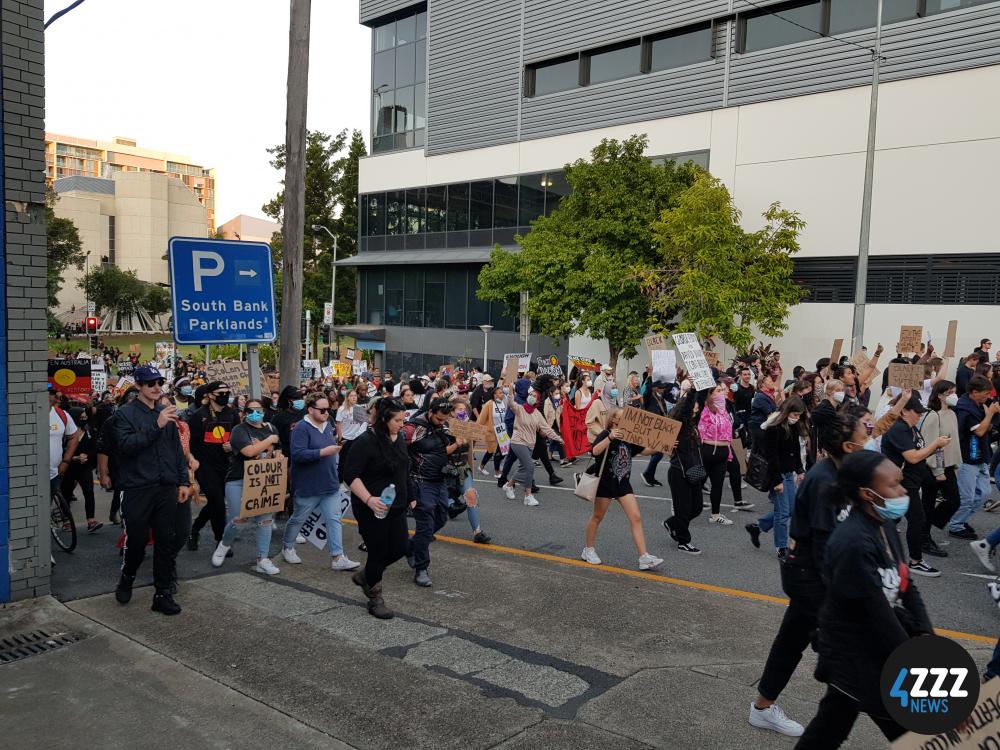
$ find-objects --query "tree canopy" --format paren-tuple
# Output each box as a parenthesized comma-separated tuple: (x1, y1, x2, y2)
(46, 186, 85, 310)
(77, 265, 168, 320)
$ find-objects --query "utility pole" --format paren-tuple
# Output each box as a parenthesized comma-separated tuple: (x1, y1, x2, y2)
(278, 0, 311, 388)
(850, 0, 884, 353)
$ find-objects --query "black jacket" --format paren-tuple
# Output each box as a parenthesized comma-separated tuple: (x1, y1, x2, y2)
(188, 404, 240, 475)
(112, 399, 188, 490)
(404, 413, 452, 483)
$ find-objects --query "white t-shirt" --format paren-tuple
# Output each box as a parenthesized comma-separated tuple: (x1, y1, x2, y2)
(49, 406, 78, 480)
(336, 404, 367, 441)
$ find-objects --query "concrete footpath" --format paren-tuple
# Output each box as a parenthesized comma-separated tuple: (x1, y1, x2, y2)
(4, 524, 997, 750)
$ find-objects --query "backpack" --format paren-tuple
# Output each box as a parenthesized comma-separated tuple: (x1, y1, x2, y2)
(53, 406, 69, 428)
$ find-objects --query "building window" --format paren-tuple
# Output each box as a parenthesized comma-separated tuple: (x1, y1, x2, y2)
(526, 55, 579, 97)
(585, 41, 641, 85)
(739, 1, 823, 53)
(518, 174, 547, 227)
(404, 269, 424, 326)
(107, 215, 116, 265)
(446, 183, 470, 232)
(365, 270, 385, 325)
(648, 23, 713, 71)
(445, 268, 468, 328)
(544, 171, 571, 216)
(493, 177, 518, 228)
(370, 5, 427, 154)
(829, 0, 921, 33)
(385, 270, 404, 325)
(424, 269, 446, 328)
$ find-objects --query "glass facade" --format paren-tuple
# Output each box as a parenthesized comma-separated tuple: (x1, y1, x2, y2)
(371, 7, 427, 154)
(359, 265, 521, 331)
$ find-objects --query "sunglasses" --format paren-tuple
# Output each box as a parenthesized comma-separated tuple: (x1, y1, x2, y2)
(141, 379, 166, 387)
(310, 406, 329, 414)
(864, 421, 875, 435)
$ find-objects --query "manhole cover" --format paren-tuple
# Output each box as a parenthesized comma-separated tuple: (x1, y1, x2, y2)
(0, 629, 86, 664)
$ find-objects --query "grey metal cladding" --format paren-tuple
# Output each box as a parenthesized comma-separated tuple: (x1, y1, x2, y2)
(360, 0, 422, 25)
(520, 62, 725, 141)
(426, 0, 522, 155)
(523, 0, 728, 62)
(727, 4, 1000, 107)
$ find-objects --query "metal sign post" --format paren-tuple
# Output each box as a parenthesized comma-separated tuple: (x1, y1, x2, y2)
(247, 345, 262, 400)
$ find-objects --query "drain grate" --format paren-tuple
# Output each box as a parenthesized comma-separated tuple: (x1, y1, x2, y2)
(0, 629, 86, 664)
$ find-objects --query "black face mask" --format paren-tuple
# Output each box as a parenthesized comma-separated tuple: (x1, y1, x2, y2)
(214, 393, 231, 407)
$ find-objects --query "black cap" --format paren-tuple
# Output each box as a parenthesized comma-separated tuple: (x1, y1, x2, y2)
(903, 394, 928, 414)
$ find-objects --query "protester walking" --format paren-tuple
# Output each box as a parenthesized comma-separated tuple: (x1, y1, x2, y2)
(948, 375, 1000, 539)
(335, 389, 367, 468)
(502, 381, 563, 506)
(61, 406, 102, 533)
(187, 381, 238, 551)
(698, 384, 737, 525)
(919, 380, 962, 556)
(663, 387, 707, 555)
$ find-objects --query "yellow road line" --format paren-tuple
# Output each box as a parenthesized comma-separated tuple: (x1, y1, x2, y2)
(340, 518, 998, 645)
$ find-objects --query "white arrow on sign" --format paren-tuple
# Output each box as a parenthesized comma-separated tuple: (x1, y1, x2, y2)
(239, 269, 258, 278)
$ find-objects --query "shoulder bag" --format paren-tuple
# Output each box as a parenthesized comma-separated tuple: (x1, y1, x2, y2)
(574, 442, 610, 502)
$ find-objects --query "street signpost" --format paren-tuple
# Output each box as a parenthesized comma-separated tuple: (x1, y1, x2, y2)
(169, 237, 277, 399)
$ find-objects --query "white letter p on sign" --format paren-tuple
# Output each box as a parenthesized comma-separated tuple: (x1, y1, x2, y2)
(192, 251, 224, 292)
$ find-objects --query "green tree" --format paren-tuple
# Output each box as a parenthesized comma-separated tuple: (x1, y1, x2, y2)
(263, 128, 365, 325)
(477, 135, 697, 368)
(641, 173, 805, 354)
(46, 186, 86, 310)
(78, 265, 166, 320)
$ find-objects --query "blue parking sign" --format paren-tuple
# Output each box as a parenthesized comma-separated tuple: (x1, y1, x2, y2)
(169, 237, 277, 345)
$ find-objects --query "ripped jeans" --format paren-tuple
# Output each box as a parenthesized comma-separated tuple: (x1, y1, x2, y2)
(222, 480, 274, 559)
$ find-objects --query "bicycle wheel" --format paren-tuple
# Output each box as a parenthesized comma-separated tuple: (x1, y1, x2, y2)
(50, 489, 77, 553)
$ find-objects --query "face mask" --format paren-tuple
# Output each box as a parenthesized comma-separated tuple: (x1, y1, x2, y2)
(864, 437, 878, 451)
(246, 410, 264, 424)
(291, 398, 305, 411)
(945, 393, 959, 407)
(454, 410, 468, 421)
(730, 383, 739, 393)
(553, 397, 561, 406)
(584, 380, 592, 388)
(832, 391, 845, 403)
(610, 388, 619, 399)
(787, 415, 801, 425)
(867, 490, 910, 521)
(180, 385, 193, 397)
(527, 395, 538, 406)
(502, 387, 509, 395)
(214, 393, 230, 407)
(710, 394, 726, 409)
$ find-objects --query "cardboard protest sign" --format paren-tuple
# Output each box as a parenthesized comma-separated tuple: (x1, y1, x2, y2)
(704, 351, 720, 368)
(112, 376, 135, 397)
(352, 359, 369, 375)
(849, 350, 870, 370)
(568, 356, 599, 373)
(264, 373, 281, 395)
(321, 364, 334, 378)
(300, 488, 353, 550)
(302, 359, 321, 378)
(536, 355, 563, 377)
(502, 353, 530, 383)
(239, 456, 288, 518)
(898, 325, 923, 354)
(91, 365, 107, 393)
(117, 361, 135, 377)
(888, 363, 924, 391)
(651, 349, 677, 383)
(644, 333, 669, 351)
(332, 362, 352, 379)
(618, 406, 681, 454)
(891, 677, 1000, 750)
(49, 359, 93, 403)
(448, 418, 491, 444)
(129, 344, 141, 354)
(154, 341, 176, 367)
(207, 361, 264, 397)
(944, 319, 959, 358)
(672, 333, 716, 391)
(830, 338, 844, 365)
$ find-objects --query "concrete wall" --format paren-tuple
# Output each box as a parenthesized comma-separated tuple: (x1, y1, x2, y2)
(2, 0, 49, 602)
(53, 190, 113, 312)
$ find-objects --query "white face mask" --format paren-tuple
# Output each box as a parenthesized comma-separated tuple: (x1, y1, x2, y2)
(832, 391, 845, 403)
(945, 393, 959, 407)
(787, 415, 801, 425)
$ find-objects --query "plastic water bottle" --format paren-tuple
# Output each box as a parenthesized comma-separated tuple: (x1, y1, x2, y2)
(971, 435, 980, 461)
(935, 447, 944, 470)
(374, 483, 395, 520)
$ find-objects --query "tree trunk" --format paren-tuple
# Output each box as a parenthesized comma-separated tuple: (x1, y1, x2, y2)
(278, 0, 311, 389)
(608, 345, 620, 372)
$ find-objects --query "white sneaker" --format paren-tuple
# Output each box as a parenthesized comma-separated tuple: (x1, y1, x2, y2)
(581, 547, 601, 565)
(281, 547, 302, 564)
(211, 542, 231, 568)
(295, 533, 307, 544)
(255, 557, 280, 575)
(749, 702, 804, 737)
(971, 539, 997, 573)
(331, 555, 361, 571)
(709, 514, 734, 526)
(479, 466, 491, 477)
(523, 494, 539, 506)
(741, 481, 748, 489)
(504, 484, 516, 500)
(639, 553, 664, 570)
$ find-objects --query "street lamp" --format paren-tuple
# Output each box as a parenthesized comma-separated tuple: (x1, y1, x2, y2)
(479, 324, 493, 373)
(311, 224, 338, 330)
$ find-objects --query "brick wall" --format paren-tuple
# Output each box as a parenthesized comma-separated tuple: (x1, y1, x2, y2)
(3, 0, 50, 601)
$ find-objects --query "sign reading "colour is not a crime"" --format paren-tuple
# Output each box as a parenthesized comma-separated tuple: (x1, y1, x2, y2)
(169, 237, 277, 345)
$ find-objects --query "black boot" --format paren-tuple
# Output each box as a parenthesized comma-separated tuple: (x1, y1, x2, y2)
(548, 474, 564, 486)
(366, 582, 394, 620)
(151, 591, 182, 616)
(115, 573, 135, 604)
(351, 568, 371, 596)
(186, 529, 199, 551)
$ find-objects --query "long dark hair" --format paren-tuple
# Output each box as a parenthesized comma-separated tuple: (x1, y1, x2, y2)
(773, 396, 807, 435)
(836, 450, 891, 509)
(821, 406, 870, 460)
(371, 397, 407, 471)
(928, 379, 956, 412)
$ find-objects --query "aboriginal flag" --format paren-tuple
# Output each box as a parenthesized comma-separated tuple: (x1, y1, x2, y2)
(48, 359, 92, 403)
(203, 420, 232, 444)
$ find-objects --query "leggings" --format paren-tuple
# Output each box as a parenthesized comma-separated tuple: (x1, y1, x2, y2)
(902, 481, 926, 561)
(664, 464, 704, 545)
(61, 463, 96, 519)
(191, 466, 227, 542)
(352, 498, 409, 586)
(922, 466, 961, 535)
(727, 456, 744, 505)
(479, 450, 504, 472)
(701, 444, 729, 515)
(795, 686, 905, 749)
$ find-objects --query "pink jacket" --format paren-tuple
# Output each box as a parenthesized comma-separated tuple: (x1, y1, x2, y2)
(698, 407, 733, 457)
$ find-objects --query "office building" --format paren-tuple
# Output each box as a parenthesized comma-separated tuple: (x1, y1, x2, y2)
(45, 133, 216, 234)
(52, 171, 209, 315)
(351, 0, 1000, 373)
(218, 214, 281, 244)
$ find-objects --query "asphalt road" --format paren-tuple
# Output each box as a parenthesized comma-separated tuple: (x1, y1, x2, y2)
(52, 454, 1000, 641)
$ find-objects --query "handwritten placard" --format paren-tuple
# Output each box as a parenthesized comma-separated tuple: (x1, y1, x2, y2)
(448, 418, 492, 444)
(502, 353, 531, 383)
(888, 363, 924, 391)
(704, 351, 720, 368)
(898, 325, 923, 354)
(644, 333, 669, 351)
(830, 338, 844, 365)
(207, 361, 264, 397)
(672, 333, 716, 391)
(651, 349, 677, 383)
(943, 319, 959, 358)
(129, 344, 141, 354)
(535, 355, 563, 378)
(892, 677, 999, 750)
(849, 350, 870, 370)
(239, 456, 288, 518)
(618, 406, 681, 454)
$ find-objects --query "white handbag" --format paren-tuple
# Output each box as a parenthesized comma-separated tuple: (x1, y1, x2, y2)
(573, 445, 610, 502)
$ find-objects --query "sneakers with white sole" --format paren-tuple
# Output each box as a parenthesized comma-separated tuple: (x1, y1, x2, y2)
(504, 484, 516, 500)
(709, 514, 734, 526)
(581, 547, 601, 565)
(638, 553, 664, 570)
(479, 466, 491, 477)
(523, 494, 539, 506)
(211, 542, 231, 568)
(281, 547, 302, 564)
(971, 539, 997, 572)
(331, 555, 362, 571)
(749, 702, 804, 737)
(255, 557, 280, 575)
(295, 533, 307, 544)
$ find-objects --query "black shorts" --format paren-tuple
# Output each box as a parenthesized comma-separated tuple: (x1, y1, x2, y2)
(596, 476, 634, 500)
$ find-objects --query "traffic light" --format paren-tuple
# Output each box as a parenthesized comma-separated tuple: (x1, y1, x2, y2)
(300, 317, 307, 341)
(89, 336, 98, 348)
(85, 316, 98, 335)
(321, 324, 331, 344)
